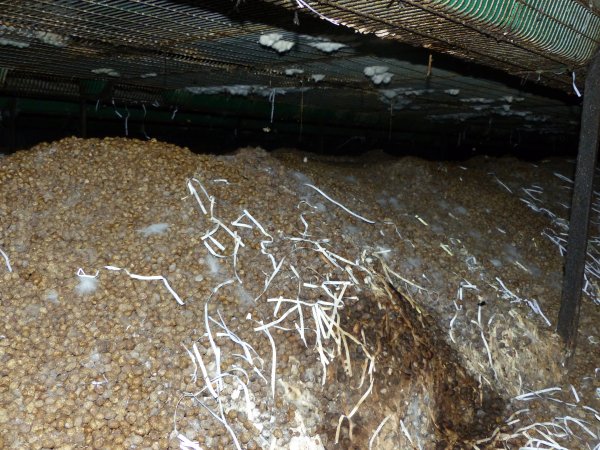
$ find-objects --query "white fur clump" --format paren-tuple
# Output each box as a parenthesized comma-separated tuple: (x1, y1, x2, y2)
(308, 41, 345, 53)
(138, 223, 169, 236)
(227, 85, 255, 96)
(285, 68, 304, 76)
(187, 85, 254, 96)
(460, 97, 495, 104)
(91, 67, 120, 77)
(205, 254, 221, 275)
(310, 74, 325, 82)
(177, 433, 202, 450)
(0, 25, 69, 48)
(237, 285, 255, 306)
(286, 407, 325, 450)
(389, 197, 401, 210)
(34, 31, 69, 47)
(292, 170, 314, 186)
(289, 436, 325, 450)
(46, 290, 59, 304)
(379, 89, 430, 110)
(501, 95, 524, 103)
(271, 40, 294, 53)
(364, 66, 393, 85)
(0, 38, 29, 48)
(259, 33, 295, 53)
(364, 65, 389, 77)
(76, 275, 98, 295)
(314, 202, 326, 213)
(259, 32, 280, 46)
(186, 85, 309, 97)
(381, 87, 428, 99)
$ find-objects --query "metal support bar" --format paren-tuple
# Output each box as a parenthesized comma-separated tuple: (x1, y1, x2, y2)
(557, 50, 600, 358)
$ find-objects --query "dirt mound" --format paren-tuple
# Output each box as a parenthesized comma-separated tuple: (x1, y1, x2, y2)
(0, 138, 597, 449)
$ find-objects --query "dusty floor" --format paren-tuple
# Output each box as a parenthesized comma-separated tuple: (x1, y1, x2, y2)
(0, 138, 598, 449)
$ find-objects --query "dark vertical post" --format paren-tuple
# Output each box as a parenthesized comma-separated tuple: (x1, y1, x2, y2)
(557, 50, 600, 357)
(80, 98, 87, 138)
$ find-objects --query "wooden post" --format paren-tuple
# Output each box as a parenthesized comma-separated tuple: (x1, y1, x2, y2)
(557, 50, 600, 358)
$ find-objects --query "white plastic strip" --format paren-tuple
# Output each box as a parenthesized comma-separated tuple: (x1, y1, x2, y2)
(103, 265, 184, 305)
(368, 415, 391, 450)
(514, 387, 561, 401)
(304, 183, 375, 224)
(0, 247, 12, 272)
(177, 433, 203, 450)
(295, 0, 340, 25)
(572, 72, 582, 98)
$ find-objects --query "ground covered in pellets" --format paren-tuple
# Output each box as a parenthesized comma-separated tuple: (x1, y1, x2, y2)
(0, 137, 598, 449)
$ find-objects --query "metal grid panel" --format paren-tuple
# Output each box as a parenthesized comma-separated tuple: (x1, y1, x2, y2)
(266, 0, 600, 87)
(0, 1, 366, 93)
(280, 0, 566, 80)
(1, 0, 598, 93)
(4, 74, 80, 98)
(437, 0, 600, 63)
(0, 0, 588, 137)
